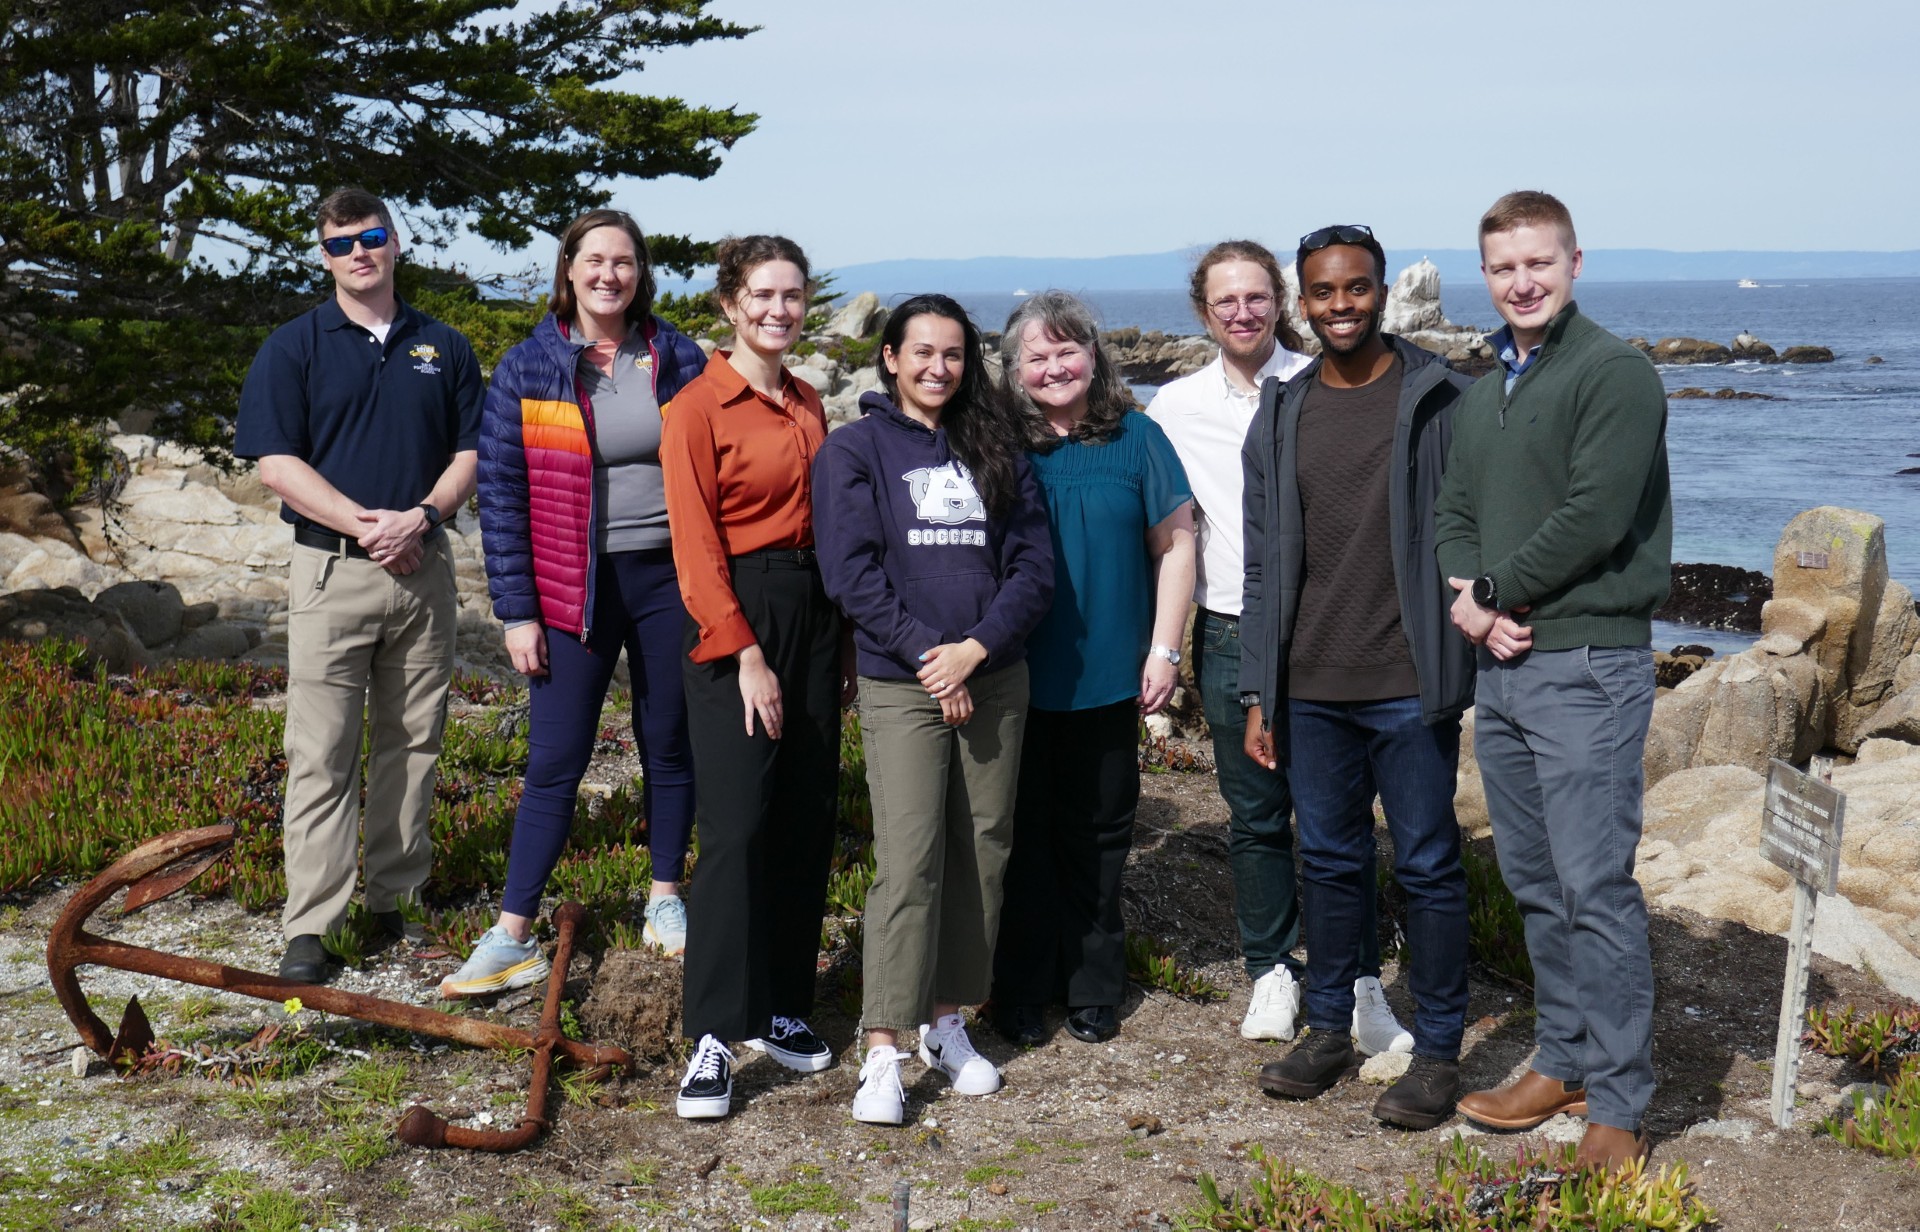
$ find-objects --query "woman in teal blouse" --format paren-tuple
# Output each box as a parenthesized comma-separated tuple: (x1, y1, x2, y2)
(990, 290, 1196, 1045)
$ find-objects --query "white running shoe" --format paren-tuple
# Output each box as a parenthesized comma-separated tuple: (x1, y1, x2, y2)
(437, 925, 550, 999)
(851, 1045, 906, 1125)
(642, 894, 687, 959)
(918, 1016, 1002, 1096)
(1240, 964, 1300, 1041)
(1352, 975, 1414, 1056)
(676, 1034, 735, 1119)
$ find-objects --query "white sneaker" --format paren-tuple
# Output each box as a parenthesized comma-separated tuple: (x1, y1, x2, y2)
(918, 1016, 1002, 1095)
(1241, 965, 1299, 1041)
(1351, 975, 1414, 1056)
(852, 1045, 906, 1125)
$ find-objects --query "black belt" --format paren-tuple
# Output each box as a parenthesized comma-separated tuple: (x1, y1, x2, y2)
(730, 546, 816, 569)
(294, 524, 443, 560)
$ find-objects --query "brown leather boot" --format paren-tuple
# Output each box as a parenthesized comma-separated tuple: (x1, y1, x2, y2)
(1456, 1068, 1588, 1129)
(1573, 1123, 1651, 1172)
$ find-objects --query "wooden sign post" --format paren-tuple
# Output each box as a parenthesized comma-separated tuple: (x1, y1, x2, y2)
(1763, 756, 1845, 1128)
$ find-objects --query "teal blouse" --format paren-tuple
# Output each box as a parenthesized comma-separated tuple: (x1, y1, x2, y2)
(1025, 411, 1192, 711)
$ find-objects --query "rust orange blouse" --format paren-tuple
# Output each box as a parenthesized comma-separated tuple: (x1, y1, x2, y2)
(660, 350, 828, 663)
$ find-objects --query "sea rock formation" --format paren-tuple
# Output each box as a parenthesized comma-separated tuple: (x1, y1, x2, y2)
(1779, 345, 1835, 364)
(1667, 387, 1783, 401)
(1730, 331, 1778, 361)
(1655, 562, 1770, 631)
(1644, 508, 1917, 781)
(1648, 337, 1733, 365)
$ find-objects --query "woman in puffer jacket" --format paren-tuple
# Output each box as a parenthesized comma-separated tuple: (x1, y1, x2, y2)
(443, 208, 706, 996)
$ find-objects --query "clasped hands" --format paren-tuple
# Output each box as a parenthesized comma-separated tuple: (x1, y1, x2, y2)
(355, 506, 433, 575)
(1446, 577, 1532, 660)
(919, 638, 987, 726)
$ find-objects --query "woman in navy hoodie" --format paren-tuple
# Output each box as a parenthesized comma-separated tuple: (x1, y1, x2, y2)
(813, 294, 1054, 1125)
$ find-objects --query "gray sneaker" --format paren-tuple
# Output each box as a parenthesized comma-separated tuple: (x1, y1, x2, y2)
(437, 925, 550, 998)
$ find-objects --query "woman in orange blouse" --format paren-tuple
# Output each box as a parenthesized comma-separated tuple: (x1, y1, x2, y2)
(659, 235, 845, 1120)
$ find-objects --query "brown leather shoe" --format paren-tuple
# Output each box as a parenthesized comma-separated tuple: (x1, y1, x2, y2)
(1573, 1123, 1651, 1173)
(1456, 1068, 1588, 1129)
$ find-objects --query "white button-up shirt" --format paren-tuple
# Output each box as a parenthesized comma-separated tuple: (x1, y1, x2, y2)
(1147, 344, 1311, 615)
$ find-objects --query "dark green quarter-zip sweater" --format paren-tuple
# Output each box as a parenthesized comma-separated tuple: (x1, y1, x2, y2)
(1433, 302, 1672, 650)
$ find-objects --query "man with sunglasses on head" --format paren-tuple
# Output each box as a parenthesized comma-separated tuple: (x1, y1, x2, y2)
(235, 188, 483, 985)
(1436, 191, 1669, 1173)
(1240, 224, 1475, 1130)
(1149, 240, 1411, 1054)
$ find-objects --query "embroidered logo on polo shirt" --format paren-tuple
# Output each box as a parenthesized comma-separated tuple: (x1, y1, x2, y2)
(409, 343, 441, 375)
(901, 463, 986, 545)
(634, 353, 653, 372)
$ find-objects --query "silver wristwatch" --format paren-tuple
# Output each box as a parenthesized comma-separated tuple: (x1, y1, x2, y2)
(1149, 643, 1181, 667)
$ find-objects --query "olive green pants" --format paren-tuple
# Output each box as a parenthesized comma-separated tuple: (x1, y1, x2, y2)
(857, 664, 1028, 1032)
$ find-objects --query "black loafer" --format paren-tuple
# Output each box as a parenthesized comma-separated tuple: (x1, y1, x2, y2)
(1065, 1004, 1118, 1043)
(373, 909, 428, 947)
(278, 934, 333, 985)
(996, 1003, 1046, 1047)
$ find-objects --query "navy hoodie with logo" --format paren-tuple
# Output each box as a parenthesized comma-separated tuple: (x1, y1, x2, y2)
(812, 391, 1055, 681)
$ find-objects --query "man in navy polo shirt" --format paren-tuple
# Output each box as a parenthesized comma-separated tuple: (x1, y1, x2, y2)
(235, 188, 482, 984)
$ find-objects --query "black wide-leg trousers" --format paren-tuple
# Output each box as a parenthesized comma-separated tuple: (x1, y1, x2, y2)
(679, 554, 841, 1043)
(992, 699, 1140, 1009)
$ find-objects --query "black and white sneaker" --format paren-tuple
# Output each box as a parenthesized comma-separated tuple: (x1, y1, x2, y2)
(676, 1034, 735, 1119)
(743, 1016, 834, 1073)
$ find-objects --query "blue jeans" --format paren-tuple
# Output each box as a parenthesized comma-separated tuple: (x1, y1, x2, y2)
(1286, 695, 1468, 1059)
(1192, 610, 1380, 980)
(1473, 645, 1657, 1130)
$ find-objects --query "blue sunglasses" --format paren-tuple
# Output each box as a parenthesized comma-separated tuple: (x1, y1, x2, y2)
(321, 227, 391, 257)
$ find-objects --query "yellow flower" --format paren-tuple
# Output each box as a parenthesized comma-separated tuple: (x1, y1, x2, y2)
(282, 997, 304, 1016)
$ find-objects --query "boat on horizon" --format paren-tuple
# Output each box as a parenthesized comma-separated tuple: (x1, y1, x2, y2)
(1737, 278, 1759, 289)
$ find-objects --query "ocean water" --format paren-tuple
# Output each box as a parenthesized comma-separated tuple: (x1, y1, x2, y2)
(955, 279, 1920, 594)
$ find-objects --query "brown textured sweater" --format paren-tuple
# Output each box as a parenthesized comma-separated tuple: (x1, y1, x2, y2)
(1289, 357, 1418, 701)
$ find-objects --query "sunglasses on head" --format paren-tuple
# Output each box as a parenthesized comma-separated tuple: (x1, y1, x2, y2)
(1298, 224, 1374, 252)
(320, 227, 391, 257)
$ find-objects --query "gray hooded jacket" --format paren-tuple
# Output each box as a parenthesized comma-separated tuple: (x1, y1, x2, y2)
(1238, 335, 1476, 728)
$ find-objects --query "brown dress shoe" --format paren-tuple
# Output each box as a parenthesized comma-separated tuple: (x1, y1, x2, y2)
(1573, 1123, 1651, 1172)
(1456, 1068, 1588, 1129)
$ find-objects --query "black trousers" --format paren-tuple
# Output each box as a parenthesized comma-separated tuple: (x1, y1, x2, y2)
(992, 699, 1139, 1008)
(680, 555, 841, 1043)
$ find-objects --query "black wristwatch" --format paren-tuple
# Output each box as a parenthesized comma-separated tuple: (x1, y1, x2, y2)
(1471, 574, 1499, 608)
(417, 502, 442, 532)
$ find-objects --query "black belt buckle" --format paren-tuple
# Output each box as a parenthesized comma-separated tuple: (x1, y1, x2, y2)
(294, 524, 371, 560)
(735, 546, 815, 568)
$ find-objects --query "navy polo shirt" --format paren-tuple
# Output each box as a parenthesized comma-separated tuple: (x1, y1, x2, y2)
(234, 298, 484, 528)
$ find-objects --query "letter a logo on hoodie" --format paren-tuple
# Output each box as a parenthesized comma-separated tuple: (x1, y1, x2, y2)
(902, 464, 985, 525)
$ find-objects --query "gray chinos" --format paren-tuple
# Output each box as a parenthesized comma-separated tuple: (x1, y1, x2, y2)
(1471, 643, 1657, 1131)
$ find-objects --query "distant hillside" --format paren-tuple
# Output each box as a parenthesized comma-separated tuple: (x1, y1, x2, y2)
(752, 248, 1920, 296)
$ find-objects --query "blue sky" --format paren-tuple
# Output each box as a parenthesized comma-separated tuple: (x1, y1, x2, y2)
(438, 0, 1918, 277)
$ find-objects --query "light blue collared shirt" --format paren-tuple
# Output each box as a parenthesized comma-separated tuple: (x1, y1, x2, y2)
(1489, 324, 1539, 394)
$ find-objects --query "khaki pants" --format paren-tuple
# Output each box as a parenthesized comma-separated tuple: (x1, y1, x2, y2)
(858, 664, 1028, 1032)
(281, 537, 456, 939)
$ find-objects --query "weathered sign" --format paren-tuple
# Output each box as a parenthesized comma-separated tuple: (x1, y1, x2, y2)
(1761, 759, 1845, 895)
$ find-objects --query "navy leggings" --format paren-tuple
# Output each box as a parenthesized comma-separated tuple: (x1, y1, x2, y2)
(501, 549, 695, 919)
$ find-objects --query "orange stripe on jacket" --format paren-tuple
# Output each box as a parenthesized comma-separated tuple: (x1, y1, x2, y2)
(521, 398, 590, 455)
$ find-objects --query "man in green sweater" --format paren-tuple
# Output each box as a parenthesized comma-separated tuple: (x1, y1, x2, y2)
(1433, 191, 1671, 1173)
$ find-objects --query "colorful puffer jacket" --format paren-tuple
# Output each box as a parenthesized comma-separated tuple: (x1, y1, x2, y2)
(478, 313, 706, 636)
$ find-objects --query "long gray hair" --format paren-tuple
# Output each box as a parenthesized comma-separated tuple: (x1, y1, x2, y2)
(998, 290, 1136, 447)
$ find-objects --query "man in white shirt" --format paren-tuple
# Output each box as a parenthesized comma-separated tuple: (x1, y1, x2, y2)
(1148, 240, 1409, 1052)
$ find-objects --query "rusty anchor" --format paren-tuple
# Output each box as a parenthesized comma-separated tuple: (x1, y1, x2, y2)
(46, 824, 632, 1151)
